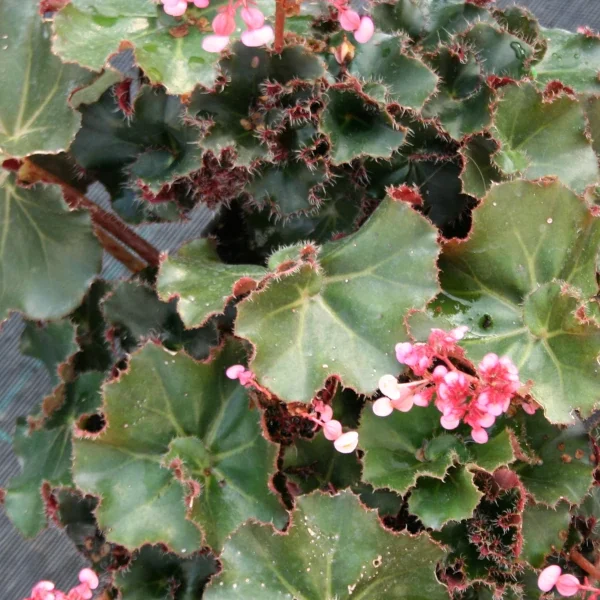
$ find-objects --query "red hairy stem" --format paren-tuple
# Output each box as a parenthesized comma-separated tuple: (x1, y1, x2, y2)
(274, 0, 286, 53)
(571, 549, 600, 582)
(92, 226, 147, 273)
(19, 159, 160, 268)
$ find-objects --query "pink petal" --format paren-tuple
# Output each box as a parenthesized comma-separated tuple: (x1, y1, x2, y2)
(238, 370, 254, 386)
(395, 342, 413, 363)
(202, 34, 230, 52)
(339, 8, 361, 31)
(440, 415, 460, 430)
(412, 393, 429, 407)
(192, 0, 210, 6)
(537, 565, 562, 592)
(319, 404, 334, 422)
(334, 431, 359, 454)
(451, 325, 468, 340)
(323, 419, 343, 441)
(240, 6, 265, 30)
(392, 394, 414, 412)
(555, 574, 581, 597)
(471, 427, 489, 444)
(225, 364, 246, 380)
(212, 12, 236, 36)
(378, 374, 401, 400)
(241, 25, 274, 47)
(353, 16, 374, 43)
(522, 402, 537, 415)
(163, 0, 188, 16)
(373, 397, 394, 417)
(78, 569, 99, 590)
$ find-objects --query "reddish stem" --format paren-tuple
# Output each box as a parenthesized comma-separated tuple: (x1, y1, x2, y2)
(19, 159, 160, 268)
(571, 549, 600, 582)
(274, 0, 286, 53)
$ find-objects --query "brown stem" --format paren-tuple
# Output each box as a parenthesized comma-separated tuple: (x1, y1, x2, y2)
(93, 226, 147, 273)
(19, 159, 160, 267)
(274, 0, 286, 53)
(571, 549, 600, 582)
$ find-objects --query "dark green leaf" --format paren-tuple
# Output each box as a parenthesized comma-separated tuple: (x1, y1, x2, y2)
(521, 501, 570, 567)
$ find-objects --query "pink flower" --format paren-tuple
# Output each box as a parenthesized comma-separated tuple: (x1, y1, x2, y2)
(313, 400, 333, 422)
(538, 565, 562, 592)
(240, 5, 265, 29)
(556, 574, 582, 597)
(28, 581, 55, 600)
(241, 25, 274, 47)
(338, 8, 361, 31)
(25, 570, 99, 600)
(378, 374, 402, 400)
(78, 569, 99, 591)
(225, 364, 254, 386)
(193, 0, 210, 6)
(373, 396, 394, 416)
(163, 0, 188, 16)
(323, 419, 343, 440)
(353, 16, 374, 43)
(213, 9, 236, 36)
(202, 35, 231, 52)
(395, 342, 432, 375)
(391, 393, 413, 412)
(537, 566, 583, 597)
(334, 431, 359, 453)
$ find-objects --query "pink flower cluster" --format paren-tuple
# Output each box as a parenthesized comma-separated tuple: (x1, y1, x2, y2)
(226, 364, 254, 386)
(311, 400, 359, 454)
(538, 565, 599, 598)
(160, 0, 274, 52)
(373, 327, 522, 444)
(24, 569, 99, 600)
(330, 0, 374, 43)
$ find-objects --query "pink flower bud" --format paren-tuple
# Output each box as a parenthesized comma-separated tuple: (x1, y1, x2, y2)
(440, 414, 460, 430)
(78, 569, 99, 590)
(339, 8, 361, 31)
(556, 574, 581, 597)
(31, 581, 55, 600)
(320, 404, 334, 422)
(378, 374, 401, 400)
(334, 431, 359, 453)
(412, 392, 430, 407)
(451, 326, 468, 340)
(241, 6, 265, 30)
(538, 565, 562, 592)
(241, 25, 274, 47)
(354, 16, 374, 43)
(202, 35, 231, 53)
(163, 0, 188, 16)
(212, 11, 236, 36)
(373, 396, 394, 417)
(471, 427, 488, 444)
(193, 0, 210, 6)
(395, 342, 413, 364)
(226, 364, 246, 379)
(323, 419, 343, 440)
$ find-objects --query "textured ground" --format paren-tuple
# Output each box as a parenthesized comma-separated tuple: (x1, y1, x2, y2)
(1, 1, 599, 598)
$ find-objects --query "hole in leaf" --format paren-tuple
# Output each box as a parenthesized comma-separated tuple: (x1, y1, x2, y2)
(479, 314, 493, 329)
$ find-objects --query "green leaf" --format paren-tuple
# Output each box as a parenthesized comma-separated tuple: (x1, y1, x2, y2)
(373, 0, 490, 49)
(459, 134, 504, 198)
(52, 0, 273, 95)
(422, 48, 492, 139)
(512, 410, 593, 505)
(189, 44, 324, 166)
(236, 197, 440, 402)
(408, 465, 483, 529)
(344, 33, 438, 110)
(157, 239, 267, 328)
(0, 0, 92, 157)
(115, 545, 218, 600)
(521, 501, 570, 567)
(103, 280, 219, 359)
(20, 320, 78, 385)
(429, 179, 600, 424)
(321, 89, 406, 165)
(492, 82, 599, 193)
(360, 403, 514, 495)
(71, 86, 202, 198)
(204, 491, 448, 600)
(247, 161, 328, 217)
(460, 23, 533, 78)
(360, 404, 457, 494)
(533, 28, 600, 94)
(282, 388, 362, 494)
(70, 69, 123, 109)
(4, 373, 103, 537)
(0, 174, 102, 321)
(73, 339, 287, 552)
(585, 95, 600, 156)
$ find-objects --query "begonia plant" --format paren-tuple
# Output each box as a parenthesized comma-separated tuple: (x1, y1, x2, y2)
(2, 0, 600, 598)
